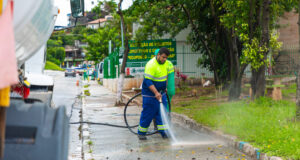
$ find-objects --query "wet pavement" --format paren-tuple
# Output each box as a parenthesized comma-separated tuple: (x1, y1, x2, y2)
(82, 80, 252, 160)
(43, 71, 252, 160)
(45, 70, 82, 160)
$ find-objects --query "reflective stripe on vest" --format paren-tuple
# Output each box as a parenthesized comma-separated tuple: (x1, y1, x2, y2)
(167, 68, 174, 74)
(144, 73, 167, 80)
(144, 57, 168, 82)
(167, 60, 174, 74)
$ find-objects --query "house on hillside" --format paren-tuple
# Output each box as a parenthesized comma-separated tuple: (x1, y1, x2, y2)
(63, 45, 85, 68)
(87, 18, 107, 29)
(67, 12, 97, 26)
(87, 15, 113, 29)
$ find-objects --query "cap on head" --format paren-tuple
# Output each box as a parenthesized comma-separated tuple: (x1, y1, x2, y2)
(158, 47, 170, 56)
(154, 49, 160, 56)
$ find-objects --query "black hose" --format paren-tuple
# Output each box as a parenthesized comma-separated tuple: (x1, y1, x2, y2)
(123, 92, 171, 136)
(123, 92, 148, 135)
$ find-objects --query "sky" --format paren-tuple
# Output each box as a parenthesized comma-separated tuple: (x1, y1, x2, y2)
(54, 0, 133, 26)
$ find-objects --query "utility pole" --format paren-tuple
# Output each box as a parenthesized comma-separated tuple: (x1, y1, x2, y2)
(120, 4, 124, 57)
(109, 40, 112, 54)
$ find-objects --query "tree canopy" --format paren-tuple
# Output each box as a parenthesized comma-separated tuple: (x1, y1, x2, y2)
(126, 0, 299, 100)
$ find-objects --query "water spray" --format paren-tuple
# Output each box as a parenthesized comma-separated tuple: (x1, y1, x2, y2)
(159, 97, 178, 143)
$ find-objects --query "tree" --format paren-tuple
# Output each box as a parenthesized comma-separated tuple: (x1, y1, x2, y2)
(221, 0, 294, 98)
(127, 0, 238, 99)
(116, 0, 130, 105)
(46, 39, 66, 65)
(83, 25, 120, 63)
(91, 0, 117, 19)
(128, 0, 294, 100)
(50, 30, 82, 46)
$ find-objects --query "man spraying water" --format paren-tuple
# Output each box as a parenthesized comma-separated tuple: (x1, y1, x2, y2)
(137, 47, 171, 140)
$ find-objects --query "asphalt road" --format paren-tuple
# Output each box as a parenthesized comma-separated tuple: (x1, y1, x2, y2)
(45, 70, 82, 160)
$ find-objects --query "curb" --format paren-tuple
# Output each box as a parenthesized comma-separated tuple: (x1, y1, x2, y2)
(122, 93, 142, 106)
(81, 81, 95, 160)
(171, 112, 283, 160)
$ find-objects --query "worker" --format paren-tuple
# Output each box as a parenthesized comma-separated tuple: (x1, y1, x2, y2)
(154, 49, 175, 112)
(138, 47, 170, 140)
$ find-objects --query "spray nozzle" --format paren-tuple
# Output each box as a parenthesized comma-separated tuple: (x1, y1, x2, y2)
(159, 98, 162, 103)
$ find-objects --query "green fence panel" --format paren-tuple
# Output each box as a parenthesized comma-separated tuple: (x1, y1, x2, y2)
(103, 49, 120, 79)
(103, 57, 109, 78)
(109, 54, 116, 78)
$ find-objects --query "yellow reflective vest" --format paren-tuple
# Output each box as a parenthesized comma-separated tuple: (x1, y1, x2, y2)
(144, 57, 168, 82)
(166, 60, 174, 74)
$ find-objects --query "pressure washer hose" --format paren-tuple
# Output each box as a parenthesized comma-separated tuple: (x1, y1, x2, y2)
(123, 92, 171, 136)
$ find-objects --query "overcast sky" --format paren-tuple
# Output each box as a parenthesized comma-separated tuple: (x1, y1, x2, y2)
(54, 0, 133, 26)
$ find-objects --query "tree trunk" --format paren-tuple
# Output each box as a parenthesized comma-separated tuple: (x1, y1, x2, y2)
(116, 0, 130, 105)
(251, 66, 266, 98)
(116, 73, 125, 104)
(296, 65, 300, 120)
(296, 0, 300, 121)
(229, 75, 242, 101)
(227, 28, 243, 101)
(209, 1, 222, 87)
(251, 0, 269, 98)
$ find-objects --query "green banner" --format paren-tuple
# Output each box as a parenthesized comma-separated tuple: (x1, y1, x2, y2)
(127, 39, 177, 65)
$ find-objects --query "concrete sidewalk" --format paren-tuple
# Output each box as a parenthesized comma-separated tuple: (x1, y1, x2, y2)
(80, 80, 252, 160)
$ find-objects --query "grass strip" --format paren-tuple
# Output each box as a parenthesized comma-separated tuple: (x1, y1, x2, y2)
(44, 61, 64, 71)
(173, 97, 300, 159)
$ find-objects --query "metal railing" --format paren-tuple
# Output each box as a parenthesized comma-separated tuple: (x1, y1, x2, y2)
(176, 44, 213, 78)
(270, 44, 300, 77)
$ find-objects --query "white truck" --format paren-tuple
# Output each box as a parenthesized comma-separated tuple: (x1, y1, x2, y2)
(0, 0, 71, 159)
(24, 44, 54, 106)
(4, 0, 57, 106)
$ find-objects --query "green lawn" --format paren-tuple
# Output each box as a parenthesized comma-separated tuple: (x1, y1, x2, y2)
(173, 96, 300, 159)
(44, 61, 64, 71)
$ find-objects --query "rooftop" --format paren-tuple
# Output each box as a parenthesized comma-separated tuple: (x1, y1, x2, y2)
(88, 18, 107, 24)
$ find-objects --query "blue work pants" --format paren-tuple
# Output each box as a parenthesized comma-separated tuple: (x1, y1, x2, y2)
(137, 94, 168, 135)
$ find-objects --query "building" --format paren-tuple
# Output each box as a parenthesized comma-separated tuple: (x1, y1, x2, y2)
(67, 12, 97, 26)
(87, 18, 107, 29)
(273, 11, 300, 76)
(278, 11, 299, 46)
(64, 45, 85, 68)
(86, 15, 113, 29)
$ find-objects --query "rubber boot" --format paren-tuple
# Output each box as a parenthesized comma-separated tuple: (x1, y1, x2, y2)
(138, 134, 147, 140)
